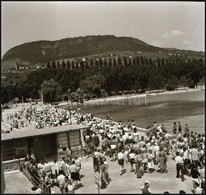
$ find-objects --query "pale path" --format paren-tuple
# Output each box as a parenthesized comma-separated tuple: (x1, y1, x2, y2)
(4, 153, 195, 194)
(75, 155, 194, 194)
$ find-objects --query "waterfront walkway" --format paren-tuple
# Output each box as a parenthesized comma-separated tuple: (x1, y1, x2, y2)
(4, 153, 198, 194)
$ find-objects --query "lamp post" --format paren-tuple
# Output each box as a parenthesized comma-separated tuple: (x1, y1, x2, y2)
(67, 89, 72, 124)
(41, 92, 45, 128)
(138, 89, 141, 105)
(67, 89, 71, 104)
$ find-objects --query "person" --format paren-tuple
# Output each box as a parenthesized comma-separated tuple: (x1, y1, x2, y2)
(190, 145, 199, 167)
(62, 176, 69, 194)
(60, 157, 67, 176)
(141, 181, 151, 194)
(100, 161, 110, 187)
(75, 157, 81, 175)
(147, 150, 155, 174)
(192, 181, 203, 194)
(182, 147, 191, 176)
(56, 170, 65, 194)
(93, 149, 101, 173)
(163, 192, 170, 194)
(93, 133, 100, 149)
(69, 160, 80, 189)
(178, 121, 182, 134)
(158, 146, 168, 174)
(65, 147, 72, 164)
(173, 122, 177, 135)
(129, 149, 136, 172)
(66, 179, 76, 194)
(107, 113, 111, 120)
(135, 150, 143, 178)
(51, 160, 59, 180)
(175, 152, 186, 182)
(161, 124, 167, 133)
(179, 190, 186, 194)
(190, 164, 201, 190)
(184, 124, 189, 134)
(110, 139, 117, 161)
(117, 150, 125, 175)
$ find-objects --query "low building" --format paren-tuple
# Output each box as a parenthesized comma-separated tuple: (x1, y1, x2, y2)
(1, 123, 90, 171)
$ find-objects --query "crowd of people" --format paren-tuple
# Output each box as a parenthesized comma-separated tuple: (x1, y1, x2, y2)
(3, 103, 205, 194)
(21, 148, 82, 194)
(2, 104, 90, 132)
(80, 116, 205, 193)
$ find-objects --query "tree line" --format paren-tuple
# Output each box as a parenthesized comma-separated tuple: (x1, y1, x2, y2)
(46, 55, 202, 71)
(1, 56, 205, 104)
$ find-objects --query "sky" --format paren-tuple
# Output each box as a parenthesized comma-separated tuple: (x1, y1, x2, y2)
(1, 1, 205, 57)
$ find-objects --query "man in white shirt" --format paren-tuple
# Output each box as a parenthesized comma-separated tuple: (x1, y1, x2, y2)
(43, 161, 51, 177)
(117, 150, 125, 175)
(56, 170, 65, 194)
(51, 160, 59, 180)
(175, 152, 186, 182)
(60, 157, 67, 176)
(190, 145, 199, 167)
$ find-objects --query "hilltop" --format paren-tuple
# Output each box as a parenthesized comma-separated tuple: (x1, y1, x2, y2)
(2, 35, 204, 72)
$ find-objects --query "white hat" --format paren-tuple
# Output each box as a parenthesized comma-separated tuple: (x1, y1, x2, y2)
(104, 161, 108, 165)
(144, 181, 150, 184)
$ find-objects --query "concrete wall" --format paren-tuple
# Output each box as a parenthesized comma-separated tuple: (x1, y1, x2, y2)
(2, 158, 24, 172)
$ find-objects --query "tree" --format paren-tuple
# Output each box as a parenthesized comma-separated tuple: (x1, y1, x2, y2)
(67, 60, 71, 69)
(51, 61, 56, 68)
(75, 62, 79, 69)
(95, 59, 99, 66)
(140, 56, 144, 65)
(70, 61, 74, 69)
(128, 57, 132, 66)
(148, 71, 165, 90)
(62, 60, 66, 68)
(103, 58, 107, 66)
(117, 57, 122, 65)
(99, 59, 103, 68)
(40, 78, 62, 103)
(123, 57, 128, 66)
(136, 56, 140, 65)
(90, 58, 94, 66)
(166, 75, 179, 91)
(145, 57, 148, 65)
(161, 59, 165, 66)
(80, 61, 84, 71)
(109, 58, 112, 67)
(132, 57, 137, 65)
(80, 74, 106, 97)
(47, 62, 51, 68)
(85, 61, 89, 69)
(149, 58, 153, 66)
(57, 61, 60, 68)
(113, 58, 117, 67)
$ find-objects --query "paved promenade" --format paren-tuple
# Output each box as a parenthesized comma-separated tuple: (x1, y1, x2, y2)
(4, 153, 197, 194)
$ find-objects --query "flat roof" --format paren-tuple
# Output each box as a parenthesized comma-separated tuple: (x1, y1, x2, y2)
(1, 123, 89, 141)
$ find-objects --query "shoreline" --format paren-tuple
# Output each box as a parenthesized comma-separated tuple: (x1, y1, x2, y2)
(2, 86, 204, 109)
(83, 87, 204, 105)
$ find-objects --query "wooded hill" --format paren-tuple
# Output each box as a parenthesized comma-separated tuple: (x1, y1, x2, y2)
(1, 35, 205, 104)
(2, 35, 204, 72)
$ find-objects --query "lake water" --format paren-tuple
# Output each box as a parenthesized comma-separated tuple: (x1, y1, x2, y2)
(74, 90, 205, 134)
